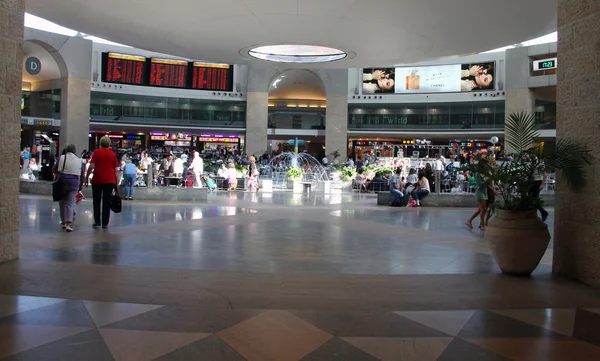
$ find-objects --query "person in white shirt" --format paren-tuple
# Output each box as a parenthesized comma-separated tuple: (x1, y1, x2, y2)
(434, 154, 445, 193)
(322, 156, 328, 166)
(347, 158, 355, 168)
(173, 156, 184, 177)
(189, 151, 204, 188)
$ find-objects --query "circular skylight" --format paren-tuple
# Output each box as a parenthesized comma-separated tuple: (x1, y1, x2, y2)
(248, 45, 347, 63)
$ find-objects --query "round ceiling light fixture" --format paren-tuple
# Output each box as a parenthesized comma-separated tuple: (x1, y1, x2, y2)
(248, 45, 347, 63)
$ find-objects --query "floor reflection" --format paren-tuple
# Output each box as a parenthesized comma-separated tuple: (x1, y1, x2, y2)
(19, 196, 257, 236)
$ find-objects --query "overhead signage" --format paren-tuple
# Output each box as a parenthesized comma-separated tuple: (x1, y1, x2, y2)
(449, 141, 490, 148)
(151, 135, 192, 141)
(532, 57, 557, 71)
(102, 53, 147, 85)
(191, 62, 234, 91)
(362, 62, 495, 94)
(101, 53, 233, 91)
(25, 57, 42, 75)
(20, 117, 58, 126)
(149, 58, 188, 88)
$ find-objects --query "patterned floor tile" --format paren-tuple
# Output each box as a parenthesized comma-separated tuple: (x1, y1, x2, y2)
(437, 338, 511, 361)
(465, 338, 600, 361)
(291, 310, 450, 337)
(84, 300, 164, 327)
(0, 295, 65, 318)
(394, 310, 476, 336)
(99, 328, 210, 361)
(343, 337, 454, 361)
(492, 308, 576, 337)
(301, 337, 378, 360)
(153, 335, 246, 361)
(458, 311, 566, 339)
(2, 329, 114, 361)
(573, 308, 600, 346)
(101, 305, 263, 333)
(0, 323, 91, 359)
(0, 300, 95, 328)
(218, 310, 332, 361)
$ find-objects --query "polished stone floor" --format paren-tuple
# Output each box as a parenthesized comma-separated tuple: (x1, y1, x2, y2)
(0, 193, 599, 360)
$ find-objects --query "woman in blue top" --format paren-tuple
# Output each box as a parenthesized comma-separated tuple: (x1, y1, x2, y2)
(123, 159, 138, 200)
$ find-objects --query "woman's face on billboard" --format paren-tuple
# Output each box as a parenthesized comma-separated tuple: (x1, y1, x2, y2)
(476, 73, 493, 88)
(378, 78, 395, 91)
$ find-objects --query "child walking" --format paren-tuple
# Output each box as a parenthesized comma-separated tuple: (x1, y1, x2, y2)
(227, 163, 237, 191)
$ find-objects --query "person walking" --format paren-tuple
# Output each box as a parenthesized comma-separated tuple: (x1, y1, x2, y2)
(248, 156, 259, 192)
(123, 159, 138, 200)
(54, 144, 83, 232)
(528, 154, 549, 221)
(465, 166, 492, 231)
(86, 136, 119, 229)
(189, 151, 204, 188)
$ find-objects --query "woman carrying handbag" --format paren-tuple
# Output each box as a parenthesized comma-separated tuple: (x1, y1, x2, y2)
(53, 144, 84, 232)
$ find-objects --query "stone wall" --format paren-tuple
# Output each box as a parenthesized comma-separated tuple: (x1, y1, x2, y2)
(553, 0, 600, 287)
(0, 0, 24, 263)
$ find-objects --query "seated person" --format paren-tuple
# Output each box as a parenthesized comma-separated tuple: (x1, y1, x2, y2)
(388, 168, 403, 205)
(410, 170, 431, 207)
(369, 172, 388, 192)
(354, 168, 369, 192)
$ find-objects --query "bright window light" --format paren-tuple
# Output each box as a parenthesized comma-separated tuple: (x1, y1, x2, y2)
(24, 13, 131, 47)
(481, 45, 517, 54)
(249, 45, 346, 63)
(25, 13, 77, 36)
(521, 32, 557, 47)
(479, 32, 557, 54)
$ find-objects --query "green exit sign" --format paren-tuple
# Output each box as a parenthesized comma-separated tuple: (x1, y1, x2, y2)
(533, 58, 557, 71)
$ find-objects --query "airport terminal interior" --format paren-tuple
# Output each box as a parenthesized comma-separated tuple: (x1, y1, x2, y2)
(1, 0, 600, 360)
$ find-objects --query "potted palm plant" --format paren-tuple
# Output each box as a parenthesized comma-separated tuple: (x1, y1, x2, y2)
(475, 112, 591, 276)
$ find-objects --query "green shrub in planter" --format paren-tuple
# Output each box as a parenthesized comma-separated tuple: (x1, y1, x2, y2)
(286, 167, 304, 181)
(341, 166, 357, 182)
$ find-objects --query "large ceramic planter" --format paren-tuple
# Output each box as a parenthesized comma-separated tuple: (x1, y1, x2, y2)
(485, 210, 550, 276)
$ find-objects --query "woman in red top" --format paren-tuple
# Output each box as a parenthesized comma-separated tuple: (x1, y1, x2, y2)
(86, 136, 119, 228)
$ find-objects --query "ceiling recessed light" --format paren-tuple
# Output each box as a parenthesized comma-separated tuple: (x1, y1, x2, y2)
(248, 45, 347, 63)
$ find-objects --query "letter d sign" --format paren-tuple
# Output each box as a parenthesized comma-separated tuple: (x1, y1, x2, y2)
(25, 57, 42, 75)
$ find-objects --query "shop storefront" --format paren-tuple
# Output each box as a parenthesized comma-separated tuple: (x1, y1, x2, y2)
(90, 132, 146, 151)
(349, 138, 466, 161)
(197, 134, 240, 152)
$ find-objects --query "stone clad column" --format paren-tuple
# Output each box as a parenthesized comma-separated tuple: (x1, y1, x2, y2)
(320, 69, 349, 164)
(245, 67, 277, 157)
(0, 0, 24, 262)
(325, 94, 348, 163)
(553, 0, 600, 287)
(60, 78, 91, 154)
(245, 92, 268, 157)
(504, 47, 535, 154)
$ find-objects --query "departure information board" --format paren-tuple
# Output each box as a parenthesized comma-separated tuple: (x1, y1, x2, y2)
(102, 53, 147, 85)
(101, 53, 234, 91)
(149, 58, 188, 88)
(191, 63, 233, 91)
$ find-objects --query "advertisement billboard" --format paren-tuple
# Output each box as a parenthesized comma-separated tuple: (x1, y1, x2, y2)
(362, 62, 495, 94)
